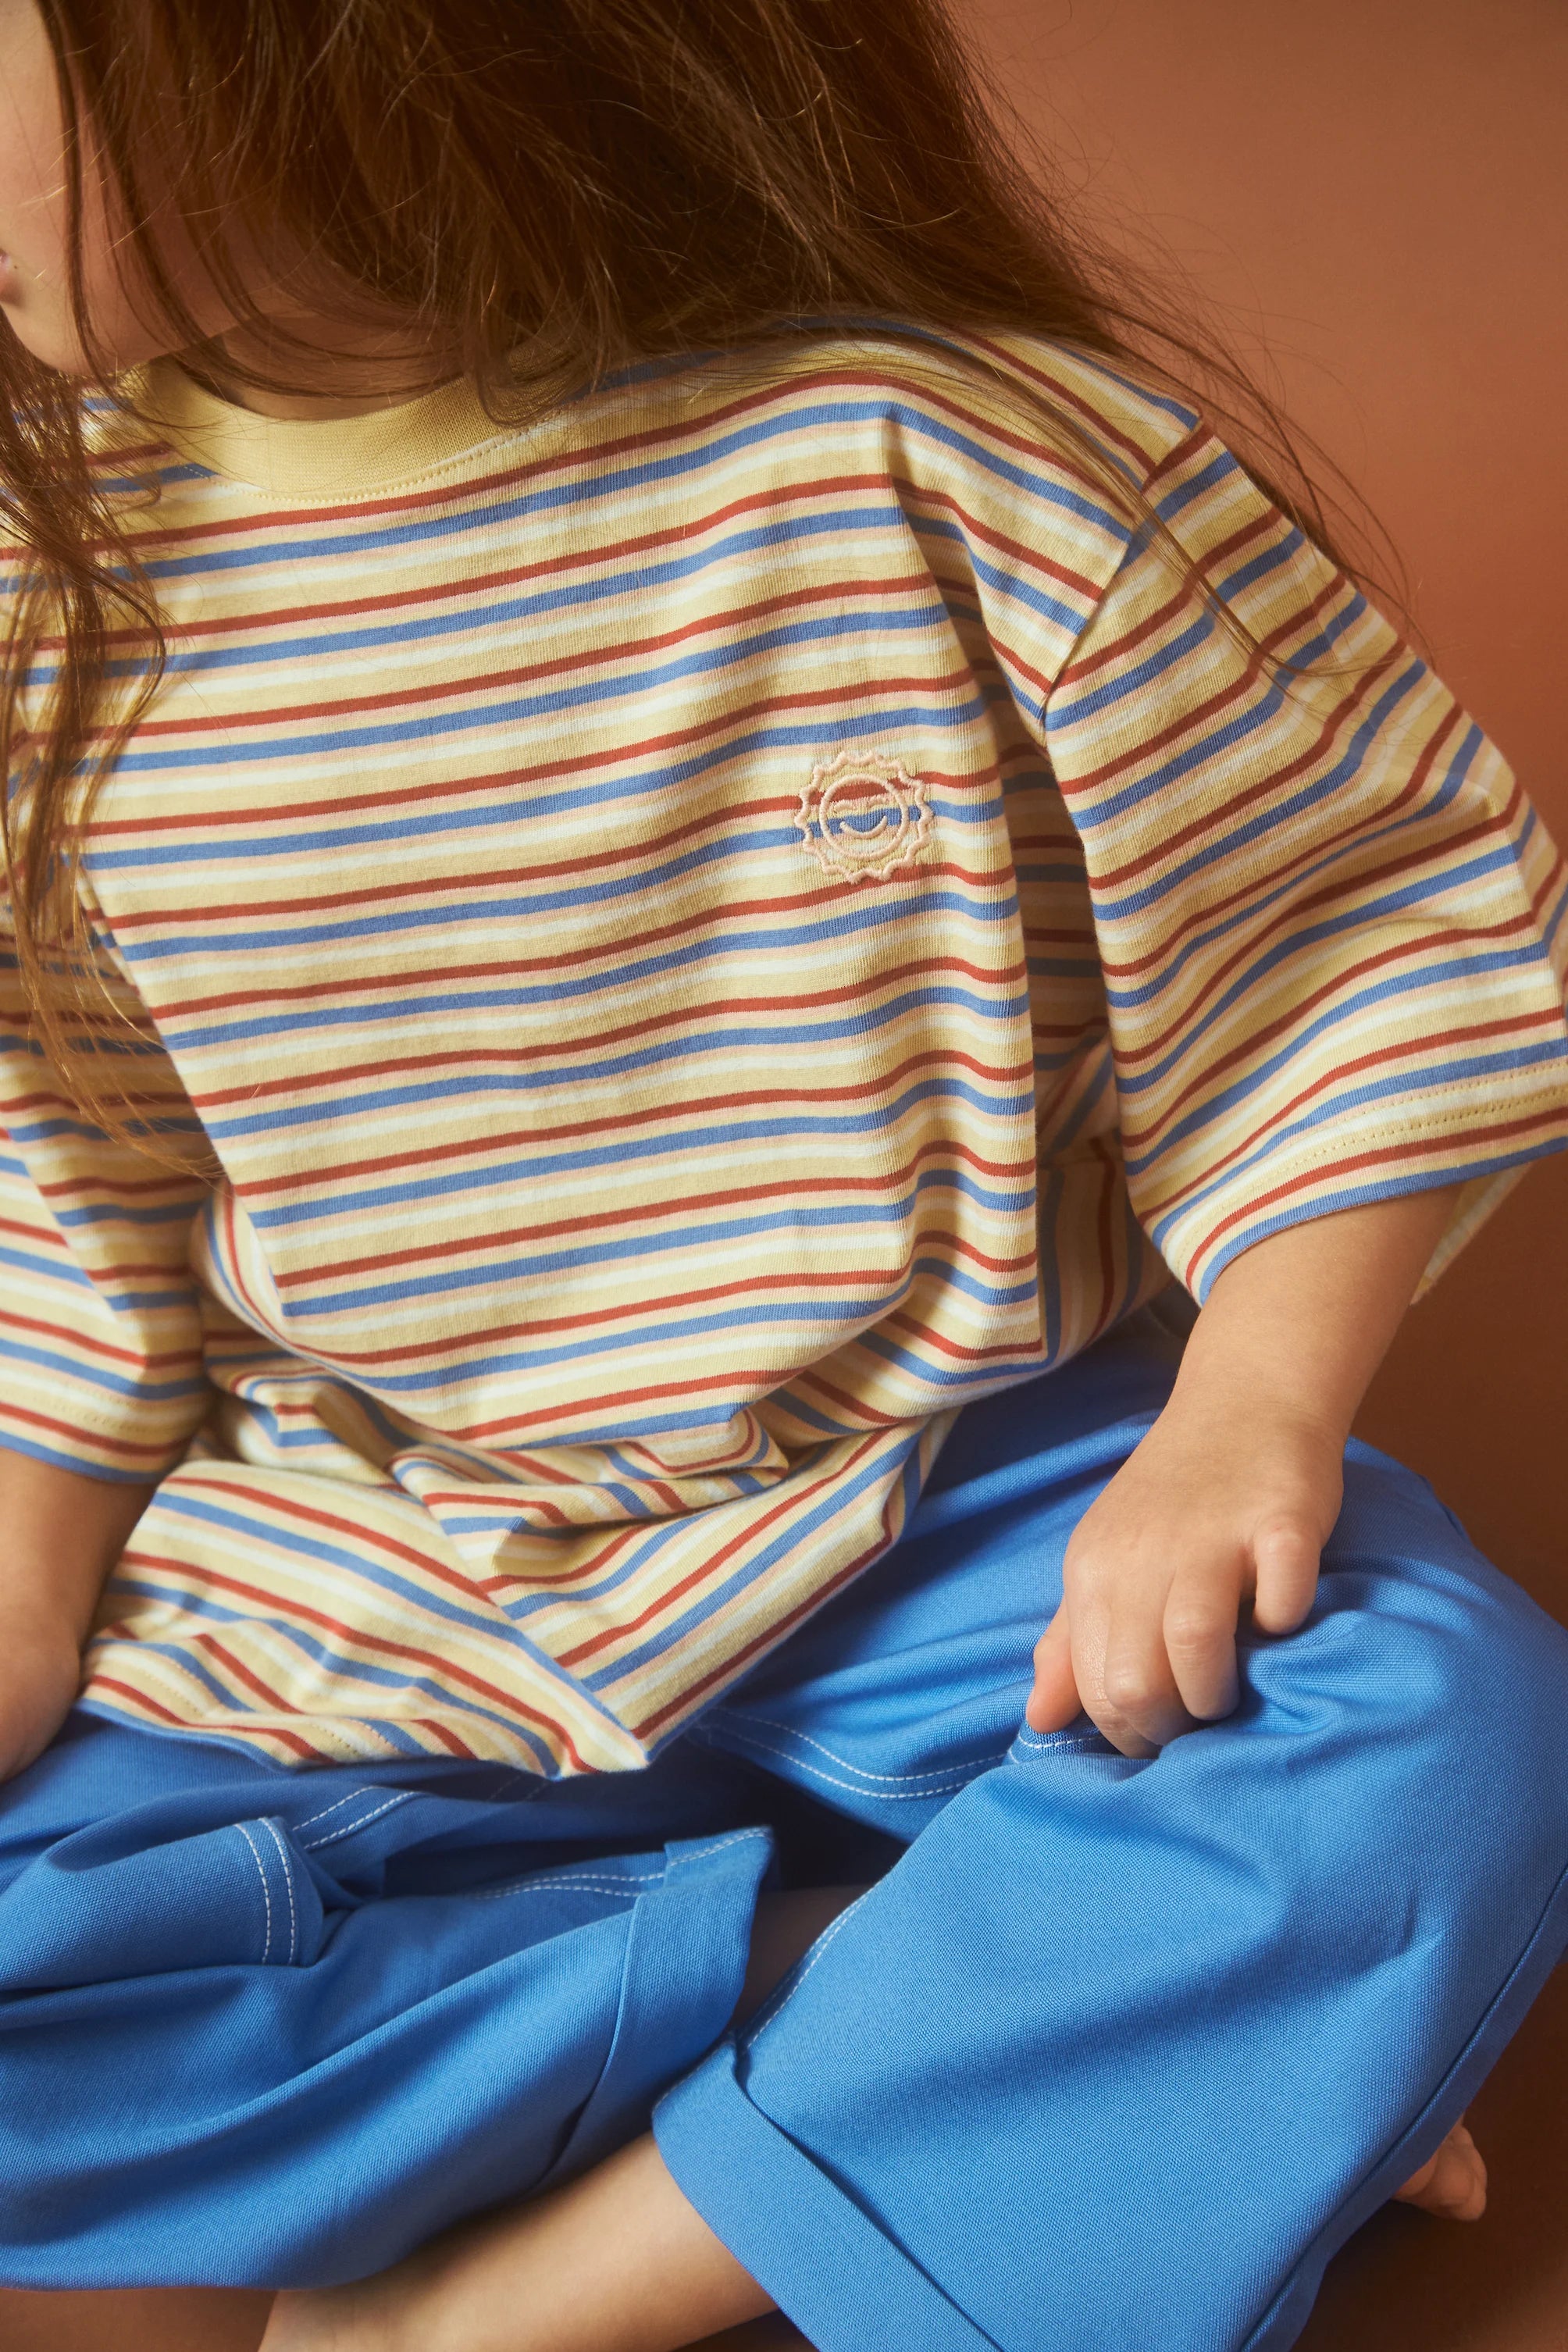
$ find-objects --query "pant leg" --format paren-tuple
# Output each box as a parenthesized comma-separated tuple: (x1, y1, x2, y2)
(690, 1296, 1192, 1845)
(657, 1335, 1568, 2352)
(0, 1714, 771, 2288)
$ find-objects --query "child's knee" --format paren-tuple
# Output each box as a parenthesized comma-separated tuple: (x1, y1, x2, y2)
(1257, 1463, 1568, 1908)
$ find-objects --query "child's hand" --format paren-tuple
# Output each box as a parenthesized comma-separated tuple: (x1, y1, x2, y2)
(0, 1453, 156, 1784)
(1026, 1395, 1343, 1756)
(1026, 1189, 1462, 1758)
(0, 1602, 85, 1782)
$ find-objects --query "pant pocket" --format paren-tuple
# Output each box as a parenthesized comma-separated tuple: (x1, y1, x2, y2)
(1007, 1721, 1154, 1781)
(0, 1812, 323, 1987)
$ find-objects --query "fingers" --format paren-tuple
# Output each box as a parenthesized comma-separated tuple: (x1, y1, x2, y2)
(1032, 1500, 1321, 1760)
(1096, 1598, 1189, 1755)
(1251, 1514, 1322, 1634)
(1163, 1577, 1242, 1722)
(1064, 1553, 1185, 1757)
(1031, 1584, 1211, 1755)
(1025, 1605, 1080, 1732)
(1051, 1538, 1252, 1755)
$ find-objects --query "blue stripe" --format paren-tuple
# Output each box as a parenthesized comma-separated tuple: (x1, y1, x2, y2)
(155, 1488, 505, 1637)
(1096, 712, 1485, 994)
(1093, 663, 1443, 927)
(96, 1587, 559, 1771)
(273, 1174, 1035, 1329)
(0, 1331, 203, 1403)
(1056, 600, 1379, 849)
(87, 505, 921, 688)
(1191, 1135, 1568, 1301)
(102, 702, 992, 889)
(1144, 1039, 1568, 1248)
(164, 974, 1028, 1067)
(243, 1078, 1034, 1218)
(0, 1427, 159, 1484)
(855, 1322, 1045, 1387)
(1046, 609, 1214, 730)
(97, 796, 998, 966)
(105, 603, 959, 779)
(1153, 445, 1240, 524)
(588, 1427, 921, 1696)
(1119, 910, 1548, 1124)
(284, 1269, 1036, 1382)
(0, 1240, 95, 1292)
(91, 392, 1129, 600)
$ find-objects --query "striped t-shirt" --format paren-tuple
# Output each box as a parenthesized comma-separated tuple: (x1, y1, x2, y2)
(3, 330, 1566, 1773)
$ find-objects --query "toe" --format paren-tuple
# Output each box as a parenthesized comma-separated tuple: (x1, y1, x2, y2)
(1395, 2120, 1488, 2222)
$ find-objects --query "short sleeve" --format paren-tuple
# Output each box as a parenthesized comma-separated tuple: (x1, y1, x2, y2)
(0, 913, 212, 1481)
(1032, 432, 1568, 1299)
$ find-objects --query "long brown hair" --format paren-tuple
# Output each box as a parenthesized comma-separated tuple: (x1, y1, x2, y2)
(2, 0, 1374, 1158)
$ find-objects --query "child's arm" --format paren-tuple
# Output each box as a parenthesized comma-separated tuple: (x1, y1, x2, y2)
(0, 1452, 155, 1781)
(1027, 1185, 1459, 1756)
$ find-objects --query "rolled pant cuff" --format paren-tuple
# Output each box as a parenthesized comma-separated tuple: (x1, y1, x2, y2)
(656, 1862, 1568, 2352)
(654, 2036, 1002, 2352)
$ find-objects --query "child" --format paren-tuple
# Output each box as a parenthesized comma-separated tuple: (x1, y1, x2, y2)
(1, 3, 1565, 2348)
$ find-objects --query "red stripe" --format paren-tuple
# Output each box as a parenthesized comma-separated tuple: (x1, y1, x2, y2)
(1188, 1110, 1566, 1274)
(966, 331, 1185, 476)
(0, 1396, 171, 1458)
(1126, 908, 1537, 1162)
(1123, 835, 1520, 1107)
(1056, 505, 1278, 689)
(1146, 1008, 1561, 1227)
(84, 476, 914, 652)
(878, 1310, 1043, 1368)
(263, 1140, 1035, 1310)
(109, 837, 1005, 938)
(121, 1537, 590, 1768)
(633, 1463, 908, 1735)
(243, 1058, 1032, 1209)
(0, 1297, 200, 1370)
(163, 925, 1023, 1035)
(280, 1256, 1025, 1356)
(87, 1669, 317, 1759)
(891, 472, 1105, 604)
(102, 355, 1130, 562)
(554, 1428, 889, 1670)
(1096, 699, 1465, 984)
(87, 675, 912, 849)
(206, 1039, 1025, 1139)
(1046, 570, 1352, 798)
(112, 574, 950, 745)
(784, 1366, 901, 1429)
(176, 1469, 489, 1598)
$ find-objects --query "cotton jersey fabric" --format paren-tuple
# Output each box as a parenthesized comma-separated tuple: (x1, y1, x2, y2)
(2, 1305, 1566, 2352)
(2, 331, 1566, 1773)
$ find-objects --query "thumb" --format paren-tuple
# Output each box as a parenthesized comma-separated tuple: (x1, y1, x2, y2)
(1026, 1603, 1082, 1732)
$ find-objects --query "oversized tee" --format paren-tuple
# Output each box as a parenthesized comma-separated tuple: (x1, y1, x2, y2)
(2, 331, 1566, 1772)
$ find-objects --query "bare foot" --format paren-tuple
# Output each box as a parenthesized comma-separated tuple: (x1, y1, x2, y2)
(263, 2271, 398, 2352)
(1394, 2117, 1488, 2221)
(262, 1887, 868, 2352)
(265, 1883, 1485, 2352)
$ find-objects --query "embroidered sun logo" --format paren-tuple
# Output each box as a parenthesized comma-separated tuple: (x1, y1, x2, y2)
(794, 750, 934, 883)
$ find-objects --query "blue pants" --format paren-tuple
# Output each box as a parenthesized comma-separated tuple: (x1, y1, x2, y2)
(4, 1303, 1567, 2352)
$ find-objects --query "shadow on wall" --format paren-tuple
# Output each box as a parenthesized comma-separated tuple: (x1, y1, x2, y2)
(962, 0, 1568, 1616)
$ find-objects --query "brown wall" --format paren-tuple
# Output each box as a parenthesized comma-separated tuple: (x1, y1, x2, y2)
(961, 0, 1568, 1608)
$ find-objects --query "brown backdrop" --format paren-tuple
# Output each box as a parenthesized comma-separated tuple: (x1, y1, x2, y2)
(964, 0, 1568, 1608)
(4, 17, 1565, 2350)
(953, 12, 1568, 2347)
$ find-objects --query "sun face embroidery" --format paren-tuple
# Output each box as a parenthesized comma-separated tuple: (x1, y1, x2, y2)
(794, 750, 934, 883)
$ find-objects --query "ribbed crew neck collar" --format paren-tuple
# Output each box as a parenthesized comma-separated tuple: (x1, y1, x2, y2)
(129, 361, 527, 500)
